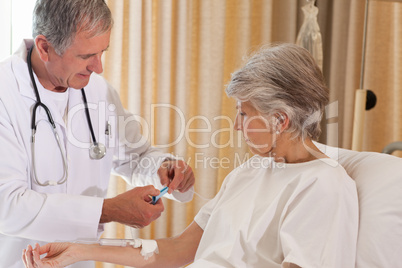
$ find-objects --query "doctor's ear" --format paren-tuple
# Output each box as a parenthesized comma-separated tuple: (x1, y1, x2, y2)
(34, 35, 52, 62)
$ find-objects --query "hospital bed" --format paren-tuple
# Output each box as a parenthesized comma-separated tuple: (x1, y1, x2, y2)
(316, 143, 402, 267)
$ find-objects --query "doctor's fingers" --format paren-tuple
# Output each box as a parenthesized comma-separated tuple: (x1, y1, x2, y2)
(140, 185, 161, 200)
(158, 160, 193, 193)
(128, 201, 164, 228)
(148, 201, 164, 221)
(128, 190, 164, 227)
(125, 185, 159, 198)
(182, 167, 195, 192)
(171, 164, 195, 193)
(122, 185, 159, 202)
(157, 161, 174, 188)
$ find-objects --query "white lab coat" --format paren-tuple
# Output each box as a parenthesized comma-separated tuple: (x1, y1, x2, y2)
(0, 40, 192, 268)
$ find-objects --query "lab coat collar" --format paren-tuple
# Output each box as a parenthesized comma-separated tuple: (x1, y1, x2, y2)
(12, 39, 36, 101)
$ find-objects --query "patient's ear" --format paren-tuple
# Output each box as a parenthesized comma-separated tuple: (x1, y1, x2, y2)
(275, 113, 289, 132)
(34, 35, 51, 62)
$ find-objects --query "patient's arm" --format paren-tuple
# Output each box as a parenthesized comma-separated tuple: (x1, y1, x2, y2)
(149, 221, 203, 267)
(24, 221, 203, 268)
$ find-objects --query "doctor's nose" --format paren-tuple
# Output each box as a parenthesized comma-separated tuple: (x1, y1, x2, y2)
(88, 54, 103, 74)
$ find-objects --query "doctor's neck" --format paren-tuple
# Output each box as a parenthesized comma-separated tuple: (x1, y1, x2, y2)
(30, 46, 68, 93)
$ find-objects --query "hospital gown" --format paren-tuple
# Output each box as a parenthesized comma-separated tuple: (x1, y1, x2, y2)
(192, 156, 358, 267)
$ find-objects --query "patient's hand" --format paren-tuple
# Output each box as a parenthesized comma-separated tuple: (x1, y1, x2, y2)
(23, 242, 83, 268)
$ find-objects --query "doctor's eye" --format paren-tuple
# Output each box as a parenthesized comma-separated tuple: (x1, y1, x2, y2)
(81, 55, 94, 60)
(79, 53, 97, 60)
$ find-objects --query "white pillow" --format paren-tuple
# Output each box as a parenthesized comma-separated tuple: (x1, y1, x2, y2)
(316, 143, 402, 267)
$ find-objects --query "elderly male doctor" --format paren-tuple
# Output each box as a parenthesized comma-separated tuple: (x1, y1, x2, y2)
(0, 0, 195, 267)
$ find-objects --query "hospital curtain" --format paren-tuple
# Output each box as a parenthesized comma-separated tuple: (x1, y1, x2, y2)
(323, 0, 402, 154)
(356, 1, 402, 155)
(99, 0, 402, 267)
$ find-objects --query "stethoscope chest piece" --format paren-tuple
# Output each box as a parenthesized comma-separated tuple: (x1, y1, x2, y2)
(89, 142, 106, 159)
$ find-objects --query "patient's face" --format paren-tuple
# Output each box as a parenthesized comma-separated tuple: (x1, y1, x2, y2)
(234, 101, 275, 157)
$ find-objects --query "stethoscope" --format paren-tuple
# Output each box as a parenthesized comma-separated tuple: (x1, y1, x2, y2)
(27, 47, 106, 186)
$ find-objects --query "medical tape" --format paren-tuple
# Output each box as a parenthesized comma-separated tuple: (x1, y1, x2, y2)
(99, 238, 159, 260)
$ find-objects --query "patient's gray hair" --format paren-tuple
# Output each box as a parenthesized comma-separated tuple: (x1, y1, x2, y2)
(226, 43, 329, 140)
(32, 0, 113, 55)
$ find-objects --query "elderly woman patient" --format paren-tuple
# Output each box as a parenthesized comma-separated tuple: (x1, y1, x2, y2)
(23, 43, 358, 268)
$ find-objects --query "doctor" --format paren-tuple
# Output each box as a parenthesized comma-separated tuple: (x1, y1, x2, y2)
(0, 0, 195, 267)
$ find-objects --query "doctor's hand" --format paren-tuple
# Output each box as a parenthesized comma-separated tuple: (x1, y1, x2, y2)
(158, 160, 195, 194)
(100, 185, 164, 228)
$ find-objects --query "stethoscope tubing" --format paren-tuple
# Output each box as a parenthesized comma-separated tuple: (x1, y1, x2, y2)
(81, 89, 106, 160)
(28, 46, 68, 187)
(81, 87, 98, 146)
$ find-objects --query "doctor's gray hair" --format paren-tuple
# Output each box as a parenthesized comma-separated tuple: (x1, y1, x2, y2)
(226, 43, 329, 140)
(32, 0, 113, 55)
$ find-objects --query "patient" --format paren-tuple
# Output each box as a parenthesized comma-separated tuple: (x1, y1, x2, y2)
(23, 43, 358, 268)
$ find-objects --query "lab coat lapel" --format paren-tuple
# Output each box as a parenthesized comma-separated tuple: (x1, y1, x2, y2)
(12, 41, 36, 102)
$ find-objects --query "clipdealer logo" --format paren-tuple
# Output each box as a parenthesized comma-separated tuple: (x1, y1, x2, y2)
(65, 101, 340, 168)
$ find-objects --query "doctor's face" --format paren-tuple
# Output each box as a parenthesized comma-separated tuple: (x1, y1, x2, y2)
(45, 29, 111, 90)
(234, 101, 276, 157)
